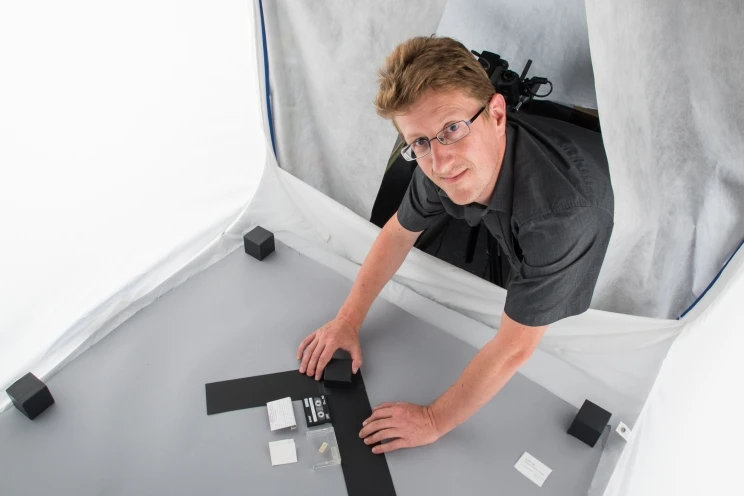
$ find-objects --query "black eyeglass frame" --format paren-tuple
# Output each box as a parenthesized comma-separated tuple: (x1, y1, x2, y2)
(400, 106, 487, 162)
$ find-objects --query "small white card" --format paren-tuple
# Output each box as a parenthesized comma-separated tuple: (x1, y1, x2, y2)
(269, 439, 297, 466)
(267, 397, 296, 431)
(514, 451, 552, 488)
(616, 421, 632, 441)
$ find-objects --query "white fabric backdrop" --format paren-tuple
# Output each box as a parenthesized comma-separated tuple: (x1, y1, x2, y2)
(601, 242, 744, 496)
(583, 1, 744, 492)
(585, 0, 744, 320)
(261, 0, 448, 218)
(437, 0, 598, 109)
(0, 0, 265, 404)
(263, 0, 744, 320)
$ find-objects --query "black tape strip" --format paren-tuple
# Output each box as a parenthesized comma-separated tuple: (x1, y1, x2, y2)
(329, 371, 396, 496)
(204, 361, 397, 495)
(205, 371, 321, 415)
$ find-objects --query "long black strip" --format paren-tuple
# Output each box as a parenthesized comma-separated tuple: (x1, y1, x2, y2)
(329, 371, 396, 496)
(204, 363, 397, 495)
(205, 371, 321, 415)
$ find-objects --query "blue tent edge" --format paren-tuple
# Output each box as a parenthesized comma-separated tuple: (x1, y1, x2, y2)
(679, 237, 744, 319)
(258, 0, 277, 157)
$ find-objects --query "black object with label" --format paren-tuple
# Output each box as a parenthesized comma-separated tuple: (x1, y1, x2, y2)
(303, 395, 332, 427)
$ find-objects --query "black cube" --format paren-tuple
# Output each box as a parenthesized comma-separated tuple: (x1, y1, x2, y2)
(568, 399, 611, 447)
(243, 226, 275, 261)
(323, 358, 352, 389)
(6, 373, 55, 420)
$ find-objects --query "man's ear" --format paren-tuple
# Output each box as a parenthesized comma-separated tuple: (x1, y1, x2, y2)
(487, 93, 507, 126)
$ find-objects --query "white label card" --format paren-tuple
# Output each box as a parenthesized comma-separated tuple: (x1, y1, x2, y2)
(267, 397, 296, 431)
(514, 451, 552, 488)
(269, 439, 297, 466)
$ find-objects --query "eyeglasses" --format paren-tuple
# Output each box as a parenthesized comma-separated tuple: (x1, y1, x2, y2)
(400, 106, 486, 162)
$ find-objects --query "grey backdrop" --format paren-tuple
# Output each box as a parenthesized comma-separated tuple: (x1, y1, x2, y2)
(0, 243, 602, 495)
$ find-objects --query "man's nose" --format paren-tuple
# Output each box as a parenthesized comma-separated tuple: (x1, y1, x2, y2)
(429, 140, 453, 175)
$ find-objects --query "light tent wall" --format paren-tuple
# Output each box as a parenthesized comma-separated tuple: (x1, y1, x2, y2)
(1, 1, 742, 495)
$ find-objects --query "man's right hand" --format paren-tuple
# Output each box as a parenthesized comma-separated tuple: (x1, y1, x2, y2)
(296, 213, 419, 381)
(297, 315, 363, 381)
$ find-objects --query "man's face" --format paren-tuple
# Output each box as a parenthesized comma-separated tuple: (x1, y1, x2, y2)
(395, 90, 506, 205)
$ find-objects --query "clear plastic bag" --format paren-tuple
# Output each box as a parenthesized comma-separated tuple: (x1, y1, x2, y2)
(305, 426, 341, 469)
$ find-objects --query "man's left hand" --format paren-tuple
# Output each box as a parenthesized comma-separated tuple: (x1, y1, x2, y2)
(359, 402, 441, 454)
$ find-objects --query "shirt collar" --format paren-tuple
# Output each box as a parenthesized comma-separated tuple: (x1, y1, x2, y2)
(483, 121, 515, 214)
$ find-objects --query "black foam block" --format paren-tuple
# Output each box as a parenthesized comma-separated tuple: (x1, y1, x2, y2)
(568, 399, 611, 447)
(6, 372, 55, 420)
(324, 358, 352, 388)
(243, 226, 275, 261)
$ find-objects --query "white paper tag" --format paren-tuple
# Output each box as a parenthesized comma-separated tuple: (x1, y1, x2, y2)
(616, 421, 632, 441)
(514, 452, 552, 488)
(269, 439, 297, 466)
(267, 397, 296, 431)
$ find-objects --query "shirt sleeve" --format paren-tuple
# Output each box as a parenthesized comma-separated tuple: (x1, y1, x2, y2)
(396, 167, 447, 232)
(504, 206, 613, 327)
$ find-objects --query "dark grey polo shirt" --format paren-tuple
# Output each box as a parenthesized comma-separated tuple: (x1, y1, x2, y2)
(396, 113, 614, 327)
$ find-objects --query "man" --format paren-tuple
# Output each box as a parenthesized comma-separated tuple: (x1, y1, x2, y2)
(296, 36, 614, 455)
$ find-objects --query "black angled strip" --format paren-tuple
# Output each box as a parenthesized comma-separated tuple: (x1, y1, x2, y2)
(205, 371, 321, 415)
(328, 371, 396, 496)
(204, 361, 397, 495)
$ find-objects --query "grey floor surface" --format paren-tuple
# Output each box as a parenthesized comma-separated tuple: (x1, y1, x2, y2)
(0, 243, 601, 495)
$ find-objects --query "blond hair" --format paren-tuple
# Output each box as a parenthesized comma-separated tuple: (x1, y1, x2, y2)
(374, 36, 494, 119)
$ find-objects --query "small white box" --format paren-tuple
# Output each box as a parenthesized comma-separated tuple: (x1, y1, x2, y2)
(267, 397, 297, 431)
